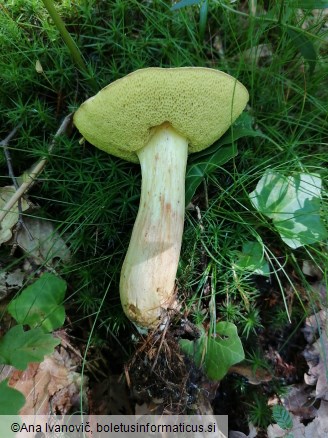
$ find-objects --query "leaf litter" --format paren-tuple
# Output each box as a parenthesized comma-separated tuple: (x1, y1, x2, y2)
(230, 278, 328, 437)
(16, 216, 70, 266)
(0, 186, 29, 245)
(0, 330, 87, 415)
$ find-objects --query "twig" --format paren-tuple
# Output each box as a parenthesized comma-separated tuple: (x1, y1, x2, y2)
(1, 126, 21, 187)
(0, 114, 73, 226)
(150, 318, 170, 373)
(1, 127, 22, 202)
(0, 124, 33, 241)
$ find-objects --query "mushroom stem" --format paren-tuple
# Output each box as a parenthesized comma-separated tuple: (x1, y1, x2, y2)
(120, 123, 188, 327)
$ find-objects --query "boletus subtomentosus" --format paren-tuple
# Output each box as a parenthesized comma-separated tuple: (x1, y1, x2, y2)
(74, 67, 249, 328)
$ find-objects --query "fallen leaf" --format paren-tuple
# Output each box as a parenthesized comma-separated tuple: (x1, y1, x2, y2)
(229, 362, 272, 385)
(230, 424, 257, 438)
(303, 309, 328, 400)
(281, 384, 317, 420)
(6, 334, 87, 415)
(0, 268, 25, 301)
(267, 309, 328, 436)
(16, 216, 71, 265)
(242, 44, 273, 65)
(302, 260, 323, 279)
(0, 186, 29, 245)
(35, 59, 43, 73)
(312, 280, 327, 307)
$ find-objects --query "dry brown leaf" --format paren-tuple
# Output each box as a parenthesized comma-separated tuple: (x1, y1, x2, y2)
(213, 36, 224, 56)
(241, 44, 273, 65)
(281, 384, 317, 420)
(16, 216, 71, 265)
(229, 424, 257, 438)
(266, 310, 328, 437)
(6, 335, 87, 415)
(0, 267, 25, 301)
(303, 309, 328, 400)
(0, 186, 30, 245)
(229, 362, 272, 385)
(229, 433, 248, 438)
(302, 260, 323, 279)
(312, 281, 327, 307)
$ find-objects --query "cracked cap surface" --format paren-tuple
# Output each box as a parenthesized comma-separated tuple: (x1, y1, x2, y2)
(74, 67, 249, 163)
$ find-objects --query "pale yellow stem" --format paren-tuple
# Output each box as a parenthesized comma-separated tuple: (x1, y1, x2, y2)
(120, 124, 188, 327)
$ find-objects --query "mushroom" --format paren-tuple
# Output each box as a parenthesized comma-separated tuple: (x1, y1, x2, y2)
(74, 67, 248, 328)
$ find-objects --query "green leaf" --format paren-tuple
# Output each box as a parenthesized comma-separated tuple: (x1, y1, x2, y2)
(180, 322, 245, 380)
(249, 170, 327, 249)
(289, 0, 328, 8)
(180, 325, 207, 368)
(287, 28, 317, 74)
(234, 241, 270, 276)
(7, 273, 66, 332)
(171, 0, 202, 11)
(272, 405, 293, 430)
(0, 380, 25, 415)
(206, 322, 245, 380)
(191, 113, 265, 161)
(0, 325, 60, 370)
(185, 114, 265, 205)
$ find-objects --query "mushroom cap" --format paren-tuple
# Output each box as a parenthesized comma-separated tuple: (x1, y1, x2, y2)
(74, 67, 249, 163)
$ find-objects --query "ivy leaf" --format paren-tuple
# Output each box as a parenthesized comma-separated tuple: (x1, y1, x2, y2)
(0, 379, 25, 415)
(287, 28, 317, 74)
(0, 325, 60, 370)
(180, 325, 207, 368)
(7, 273, 66, 332)
(234, 241, 270, 276)
(180, 322, 245, 380)
(249, 170, 327, 249)
(205, 322, 245, 380)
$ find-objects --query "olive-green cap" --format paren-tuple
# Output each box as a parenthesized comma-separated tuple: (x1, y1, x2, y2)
(74, 67, 249, 163)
